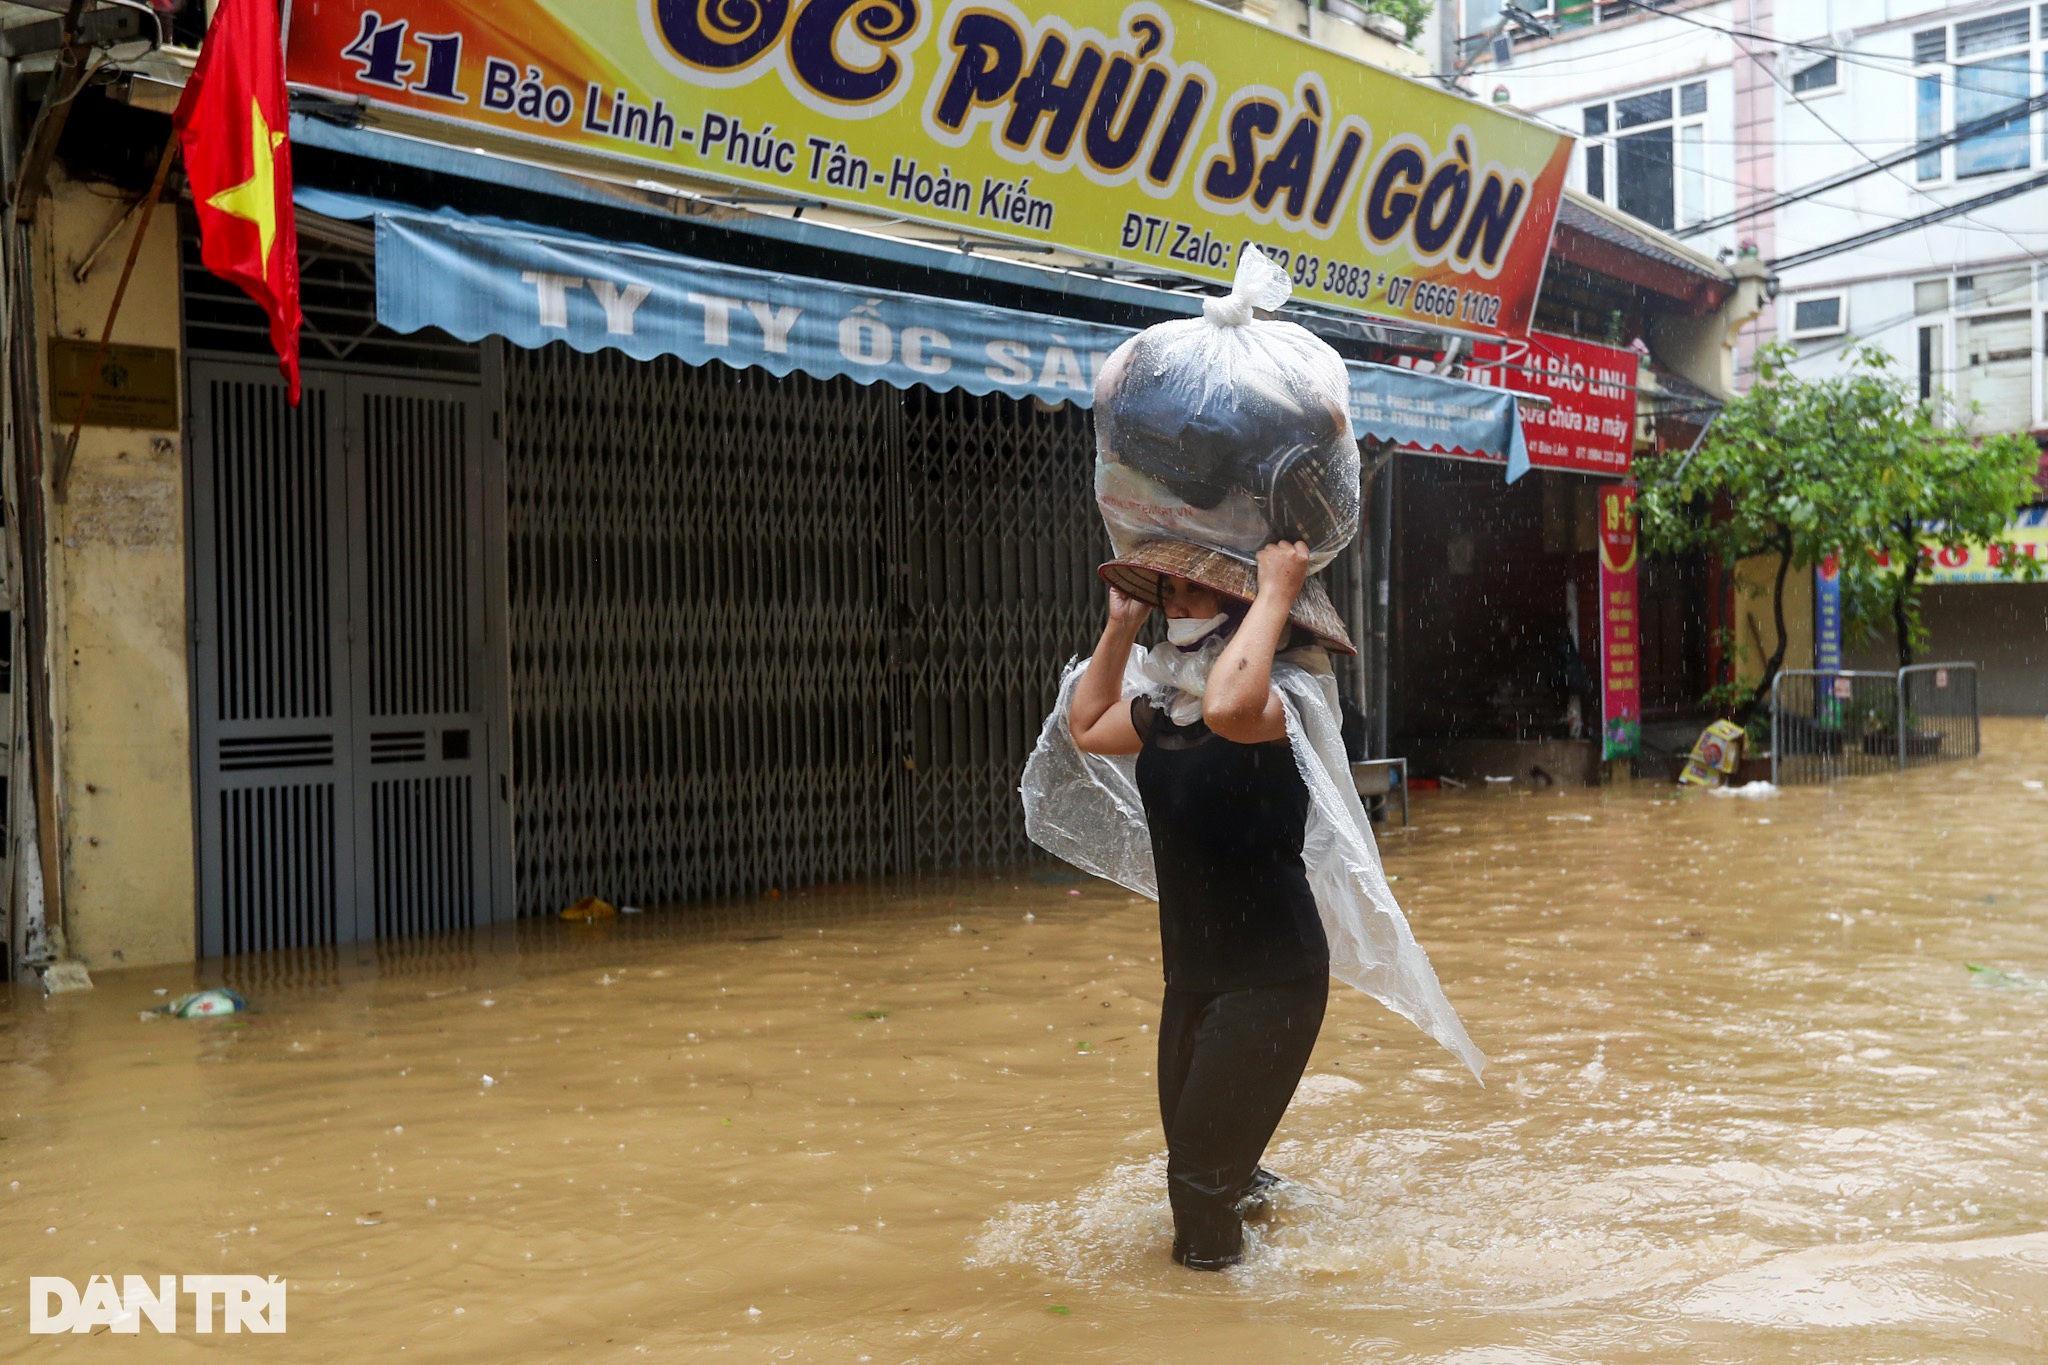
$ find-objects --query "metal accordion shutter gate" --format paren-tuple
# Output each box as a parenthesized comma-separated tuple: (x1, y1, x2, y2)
(892, 389, 1104, 870)
(505, 349, 900, 913)
(504, 350, 1106, 915)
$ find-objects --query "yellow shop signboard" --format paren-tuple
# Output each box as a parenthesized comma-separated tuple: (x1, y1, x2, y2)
(286, 0, 1572, 338)
(1877, 507, 2048, 584)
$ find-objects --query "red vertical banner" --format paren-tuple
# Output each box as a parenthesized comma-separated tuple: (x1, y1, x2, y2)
(1599, 486, 1640, 760)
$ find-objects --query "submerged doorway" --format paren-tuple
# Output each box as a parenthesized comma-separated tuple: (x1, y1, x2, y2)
(188, 360, 511, 955)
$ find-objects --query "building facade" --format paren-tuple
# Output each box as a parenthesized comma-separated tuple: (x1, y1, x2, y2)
(1452, 0, 2048, 711)
(1, 0, 1752, 978)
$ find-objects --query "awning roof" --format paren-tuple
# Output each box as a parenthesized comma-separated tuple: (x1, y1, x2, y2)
(300, 188, 1530, 467)
(1551, 191, 1736, 315)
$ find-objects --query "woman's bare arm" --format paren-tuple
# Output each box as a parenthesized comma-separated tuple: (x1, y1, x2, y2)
(1070, 588, 1151, 755)
(1203, 541, 1307, 744)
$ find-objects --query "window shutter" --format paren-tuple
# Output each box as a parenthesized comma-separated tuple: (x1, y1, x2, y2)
(1955, 8, 2030, 57)
(1957, 311, 2035, 432)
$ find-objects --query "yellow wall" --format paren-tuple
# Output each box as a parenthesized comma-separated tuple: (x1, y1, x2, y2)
(1733, 551, 1814, 695)
(33, 170, 194, 969)
(1306, 9, 1429, 75)
(1647, 257, 1773, 400)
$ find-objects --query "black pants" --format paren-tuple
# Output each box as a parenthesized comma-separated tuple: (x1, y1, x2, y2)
(1157, 973, 1329, 1264)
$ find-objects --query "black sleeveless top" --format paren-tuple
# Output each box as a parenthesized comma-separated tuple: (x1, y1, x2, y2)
(1132, 698, 1329, 992)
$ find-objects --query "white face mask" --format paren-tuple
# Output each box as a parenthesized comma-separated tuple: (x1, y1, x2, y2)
(1165, 612, 1230, 647)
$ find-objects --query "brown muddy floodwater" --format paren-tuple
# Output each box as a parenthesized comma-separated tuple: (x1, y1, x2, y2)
(6, 721, 2048, 1362)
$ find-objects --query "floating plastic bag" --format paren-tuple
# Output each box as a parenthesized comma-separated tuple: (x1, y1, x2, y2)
(146, 988, 247, 1020)
(1093, 247, 1360, 571)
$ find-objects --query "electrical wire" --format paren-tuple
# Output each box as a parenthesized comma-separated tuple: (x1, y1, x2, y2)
(1444, 3, 2039, 94)
(1680, 91, 2048, 237)
(1604, 0, 2031, 88)
(1449, 6, 2048, 249)
(1512, 104, 2037, 244)
(1733, 19, 2048, 271)
(1517, 1, 2048, 270)
(1770, 167, 2048, 271)
(1753, 283, 2045, 391)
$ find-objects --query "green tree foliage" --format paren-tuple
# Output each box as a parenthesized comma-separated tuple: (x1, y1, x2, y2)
(1635, 342, 2040, 723)
(1836, 392, 2042, 670)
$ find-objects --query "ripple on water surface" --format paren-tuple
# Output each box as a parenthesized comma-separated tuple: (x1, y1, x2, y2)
(3, 722, 2048, 1359)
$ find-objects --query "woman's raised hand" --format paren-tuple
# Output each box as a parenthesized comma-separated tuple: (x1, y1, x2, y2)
(1255, 540, 1310, 605)
(1107, 585, 1152, 630)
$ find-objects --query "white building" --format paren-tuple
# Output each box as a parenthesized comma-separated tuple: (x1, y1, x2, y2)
(1452, 0, 2048, 711)
(1452, 0, 2048, 438)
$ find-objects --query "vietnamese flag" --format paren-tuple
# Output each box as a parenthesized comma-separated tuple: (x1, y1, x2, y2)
(175, 0, 301, 403)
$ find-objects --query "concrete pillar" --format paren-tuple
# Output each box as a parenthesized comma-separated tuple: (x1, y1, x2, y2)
(29, 168, 195, 970)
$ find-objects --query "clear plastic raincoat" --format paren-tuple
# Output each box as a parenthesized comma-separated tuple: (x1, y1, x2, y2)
(1020, 645, 1486, 1082)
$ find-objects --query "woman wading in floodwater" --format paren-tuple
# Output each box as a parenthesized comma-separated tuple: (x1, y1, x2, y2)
(1021, 246, 1483, 1273)
(1067, 537, 1343, 1271)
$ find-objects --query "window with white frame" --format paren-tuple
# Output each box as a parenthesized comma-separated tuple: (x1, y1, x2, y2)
(1789, 55, 1840, 96)
(1580, 81, 1708, 231)
(1789, 293, 1847, 338)
(1912, 7, 2045, 183)
(1913, 264, 2048, 434)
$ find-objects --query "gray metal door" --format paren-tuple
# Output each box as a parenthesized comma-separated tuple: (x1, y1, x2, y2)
(191, 361, 497, 954)
(346, 378, 493, 941)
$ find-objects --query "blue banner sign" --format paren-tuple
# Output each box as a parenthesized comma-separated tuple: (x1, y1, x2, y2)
(360, 208, 1525, 461)
(1814, 556, 1842, 674)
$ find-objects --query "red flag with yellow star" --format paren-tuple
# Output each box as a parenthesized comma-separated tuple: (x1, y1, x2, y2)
(176, 0, 301, 403)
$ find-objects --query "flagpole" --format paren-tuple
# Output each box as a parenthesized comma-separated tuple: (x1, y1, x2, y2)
(52, 134, 180, 503)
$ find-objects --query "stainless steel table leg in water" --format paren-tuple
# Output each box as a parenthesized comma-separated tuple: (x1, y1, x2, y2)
(1349, 758, 1408, 827)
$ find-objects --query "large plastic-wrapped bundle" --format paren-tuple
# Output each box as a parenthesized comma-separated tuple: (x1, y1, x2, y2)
(1094, 247, 1360, 572)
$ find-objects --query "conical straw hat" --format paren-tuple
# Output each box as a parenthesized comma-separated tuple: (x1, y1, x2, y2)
(1099, 539, 1356, 656)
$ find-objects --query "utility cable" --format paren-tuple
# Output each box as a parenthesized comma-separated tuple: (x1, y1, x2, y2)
(1768, 167, 2048, 270)
(1607, 0, 2012, 83)
(1449, 3, 2030, 93)
(1678, 89, 2048, 238)
(1515, 105, 2018, 242)
(1631, 0, 2048, 271)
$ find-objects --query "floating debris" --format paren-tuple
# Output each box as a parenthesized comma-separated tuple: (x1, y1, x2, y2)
(1965, 963, 2048, 991)
(560, 896, 616, 922)
(146, 989, 247, 1020)
(40, 961, 94, 995)
(1710, 782, 1780, 800)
